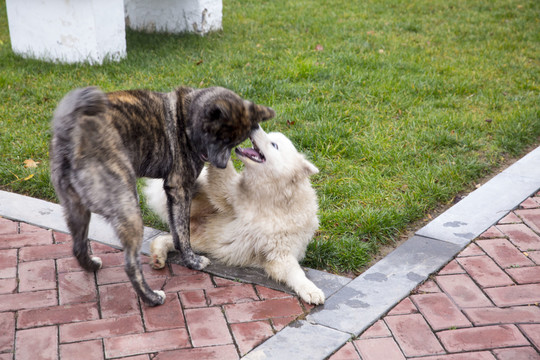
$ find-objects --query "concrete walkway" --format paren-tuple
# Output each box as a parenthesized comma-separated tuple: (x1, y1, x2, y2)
(0, 146, 539, 359)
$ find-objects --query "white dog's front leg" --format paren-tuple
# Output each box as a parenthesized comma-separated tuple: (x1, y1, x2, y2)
(265, 256, 325, 305)
(149, 235, 176, 269)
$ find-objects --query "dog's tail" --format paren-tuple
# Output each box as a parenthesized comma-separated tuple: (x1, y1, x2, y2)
(52, 87, 108, 134)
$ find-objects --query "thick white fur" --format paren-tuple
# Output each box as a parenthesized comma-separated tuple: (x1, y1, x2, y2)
(144, 127, 324, 304)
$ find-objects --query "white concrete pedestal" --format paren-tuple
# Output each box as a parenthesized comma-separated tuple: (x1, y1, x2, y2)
(6, 0, 127, 65)
(124, 0, 222, 35)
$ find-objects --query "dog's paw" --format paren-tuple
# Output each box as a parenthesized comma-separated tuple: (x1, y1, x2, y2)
(150, 253, 166, 270)
(91, 256, 103, 270)
(297, 284, 325, 305)
(184, 253, 210, 271)
(153, 290, 166, 305)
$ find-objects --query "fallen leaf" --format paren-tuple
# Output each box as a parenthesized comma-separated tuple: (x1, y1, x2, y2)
(23, 174, 34, 181)
(195, 59, 203, 65)
(315, 44, 324, 51)
(23, 159, 39, 168)
(287, 119, 296, 126)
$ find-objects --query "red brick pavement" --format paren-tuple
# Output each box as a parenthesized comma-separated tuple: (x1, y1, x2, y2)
(0, 217, 313, 359)
(330, 192, 540, 360)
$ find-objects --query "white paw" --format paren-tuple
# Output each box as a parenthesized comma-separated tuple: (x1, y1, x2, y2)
(91, 256, 102, 269)
(150, 253, 166, 270)
(199, 255, 211, 269)
(297, 284, 325, 305)
(153, 290, 166, 304)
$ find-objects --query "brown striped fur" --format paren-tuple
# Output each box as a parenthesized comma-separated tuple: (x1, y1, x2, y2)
(50, 86, 274, 306)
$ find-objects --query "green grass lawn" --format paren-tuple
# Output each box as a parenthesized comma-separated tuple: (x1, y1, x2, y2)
(1, 0, 539, 274)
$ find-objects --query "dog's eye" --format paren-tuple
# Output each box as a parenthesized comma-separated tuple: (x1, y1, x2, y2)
(271, 142, 279, 150)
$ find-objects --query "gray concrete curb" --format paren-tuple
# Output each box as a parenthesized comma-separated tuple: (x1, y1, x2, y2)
(1, 146, 539, 360)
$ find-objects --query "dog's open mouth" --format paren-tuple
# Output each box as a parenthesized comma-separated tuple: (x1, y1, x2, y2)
(235, 138, 266, 163)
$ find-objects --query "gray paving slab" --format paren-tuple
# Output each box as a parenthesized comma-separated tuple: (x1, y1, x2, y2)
(417, 146, 540, 246)
(243, 320, 351, 360)
(306, 235, 461, 335)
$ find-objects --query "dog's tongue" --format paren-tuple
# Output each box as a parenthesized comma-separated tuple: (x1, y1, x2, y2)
(236, 147, 265, 163)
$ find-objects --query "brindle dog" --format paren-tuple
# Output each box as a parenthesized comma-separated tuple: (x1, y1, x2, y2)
(50, 86, 274, 306)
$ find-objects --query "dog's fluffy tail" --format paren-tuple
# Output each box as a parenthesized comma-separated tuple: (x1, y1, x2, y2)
(52, 87, 108, 134)
(143, 178, 169, 223)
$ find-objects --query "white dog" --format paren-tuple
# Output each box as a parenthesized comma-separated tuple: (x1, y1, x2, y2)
(144, 126, 325, 304)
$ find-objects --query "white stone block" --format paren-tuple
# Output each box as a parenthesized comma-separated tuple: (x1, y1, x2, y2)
(124, 0, 222, 35)
(6, 0, 126, 64)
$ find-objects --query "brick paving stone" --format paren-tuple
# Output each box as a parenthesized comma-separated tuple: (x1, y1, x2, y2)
(17, 302, 100, 329)
(56, 257, 84, 273)
(387, 297, 417, 315)
(463, 306, 540, 326)
(418, 352, 497, 360)
(435, 274, 493, 308)
(0, 248, 17, 278)
(359, 320, 391, 339)
(52, 231, 72, 244)
(142, 294, 185, 331)
(15, 326, 58, 360)
(328, 342, 360, 360)
(411, 293, 471, 331)
(18, 222, 50, 234)
(0, 289, 57, 311)
(457, 255, 514, 288)
(154, 344, 239, 360)
(493, 346, 540, 360)
(169, 263, 200, 276)
(224, 297, 303, 323)
(484, 283, 540, 306)
(519, 197, 539, 209)
(58, 271, 97, 305)
(0, 312, 15, 352)
(499, 212, 523, 224)
(19, 242, 72, 262)
(163, 273, 214, 292)
(498, 224, 540, 251)
(0, 278, 17, 294)
(18, 259, 56, 292)
(96, 263, 169, 285)
(271, 315, 297, 331)
(479, 226, 505, 238)
(0, 232, 52, 249)
(353, 337, 406, 360)
(95, 251, 125, 268)
(256, 285, 294, 300)
(104, 328, 190, 358)
(476, 238, 534, 268)
(99, 282, 140, 318)
(384, 313, 445, 357)
(230, 320, 274, 355)
(438, 260, 466, 275)
(90, 241, 122, 254)
(529, 251, 540, 264)
(458, 243, 485, 257)
(59, 339, 104, 360)
(0, 218, 17, 234)
(213, 277, 244, 287)
(506, 266, 540, 284)
(60, 315, 144, 343)
(437, 324, 528, 352)
(206, 283, 258, 305)
(519, 324, 540, 350)
(185, 307, 233, 347)
(415, 279, 441, 293)
(516, 208, 540, 234)
(179, 289, 208, 308)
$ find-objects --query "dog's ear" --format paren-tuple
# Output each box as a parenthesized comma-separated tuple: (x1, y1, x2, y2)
(251, 104, 275, 125)
(209, 101, 228, 122)
(303, 159, 319, 177)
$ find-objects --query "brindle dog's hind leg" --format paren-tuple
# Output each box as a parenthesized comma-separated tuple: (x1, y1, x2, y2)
(113, 201, 166, 307)
(62, 190, 102, 272)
